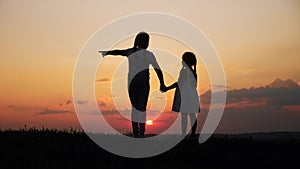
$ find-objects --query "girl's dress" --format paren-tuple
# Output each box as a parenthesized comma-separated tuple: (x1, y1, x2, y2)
(172, 67, 200, 113)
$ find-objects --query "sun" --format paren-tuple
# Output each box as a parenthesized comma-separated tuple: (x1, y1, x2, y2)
(146, 120, 153, 126)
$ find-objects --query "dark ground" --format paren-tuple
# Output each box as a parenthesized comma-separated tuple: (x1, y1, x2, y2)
(1, 129, 299, 169)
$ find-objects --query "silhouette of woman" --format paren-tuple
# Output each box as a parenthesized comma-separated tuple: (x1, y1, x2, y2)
(99, 32, 166, 138)
(164, 52, 200, 137)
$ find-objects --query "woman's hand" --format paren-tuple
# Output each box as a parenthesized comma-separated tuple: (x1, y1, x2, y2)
(98, 51, 107, 57)
(161, 82, 177, 92)
(160, 84, 168, 93)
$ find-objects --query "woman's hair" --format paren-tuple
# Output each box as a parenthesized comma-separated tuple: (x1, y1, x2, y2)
(134, 32, 150, 49)
(182, 52, 197, 80)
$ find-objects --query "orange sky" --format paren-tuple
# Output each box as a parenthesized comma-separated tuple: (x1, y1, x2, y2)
(0, 0, 300, 133)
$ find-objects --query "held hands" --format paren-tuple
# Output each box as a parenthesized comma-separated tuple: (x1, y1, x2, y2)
(98, 51, 107, 57)
(160, 84, 168, 93)
(160, 82, 177, 93)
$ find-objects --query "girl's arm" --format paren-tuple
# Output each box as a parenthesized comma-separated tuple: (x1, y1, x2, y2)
(98, 49, 127, 57)
(164, 68, 186, 92)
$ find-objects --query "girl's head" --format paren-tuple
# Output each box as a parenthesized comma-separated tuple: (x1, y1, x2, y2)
(134, 32, 150, 49)
(182, 52, 197, 67)
(182, 52, 197, 80)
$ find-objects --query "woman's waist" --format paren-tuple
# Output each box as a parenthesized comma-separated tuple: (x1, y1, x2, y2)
(128, 69, 149, 79)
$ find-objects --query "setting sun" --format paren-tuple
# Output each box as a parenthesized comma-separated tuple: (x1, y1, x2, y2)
(146, 120, 153, 126)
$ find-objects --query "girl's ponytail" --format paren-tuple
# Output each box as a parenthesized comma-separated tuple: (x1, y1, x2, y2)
(193, 64, 197, 82)
(182, 52, 197, 82)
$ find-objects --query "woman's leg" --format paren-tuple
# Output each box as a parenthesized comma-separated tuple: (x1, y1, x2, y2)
(189, 113, 197, 137)
(129, 77, 149, 137)
(129, 79, 140, 137)
(181, 113, 188, 135)
(136, 79, 149, 136)
(130, 110, 139, 137)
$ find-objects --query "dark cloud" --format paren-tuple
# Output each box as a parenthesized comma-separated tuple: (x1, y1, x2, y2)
(101, 109, 131, 116)
(60, 99, 73, 106)
(215, 104, 300, 133)
(36, 108, 73, 115)
(199, 79, 300, 133)
(66, 100, 72, 105)
(101, 109, 119, 116)
(8, 105, 25, 110)
(226, 86, 300, 106)
(201, 79, 300, 106)
(156, 115, 176, 123)
(76, 100, 88, 105)
(92, 109, 164, 117)
(98, 100, 107, 107)
(267, 78, 299, 88)
(88, 109, 131, 116)
(118, 109, 130, 115)
(96, 78, 110, 83)
(209, 84, 231, 89)
(200, 90, 227, 105)
(7, 105, 34, 111)
(148, 109, 162, 114)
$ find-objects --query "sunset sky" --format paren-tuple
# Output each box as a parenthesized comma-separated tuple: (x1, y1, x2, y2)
(1, 0, 300, 133)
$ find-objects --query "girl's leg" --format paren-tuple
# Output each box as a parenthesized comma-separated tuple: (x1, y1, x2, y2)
(189, 113, 197, 137)
(181, 113, 188, 135)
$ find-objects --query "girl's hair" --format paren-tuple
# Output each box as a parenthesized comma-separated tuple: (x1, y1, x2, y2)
(182, 52, 197, 81)
(134, 32, 150, 49)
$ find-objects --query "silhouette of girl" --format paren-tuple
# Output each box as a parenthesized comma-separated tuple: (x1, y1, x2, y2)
(164, 52, 200, 137)
(99, 32, 166, 138)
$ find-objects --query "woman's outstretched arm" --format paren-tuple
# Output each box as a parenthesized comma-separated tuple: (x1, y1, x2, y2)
(98, 49, 127, 57)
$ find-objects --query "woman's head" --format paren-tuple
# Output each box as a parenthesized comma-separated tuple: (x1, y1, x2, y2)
(134, 32, 150, 49)
(182, 52, 197, 67)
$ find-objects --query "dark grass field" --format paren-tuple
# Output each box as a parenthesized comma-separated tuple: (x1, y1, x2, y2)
(1, 129, 300, 169)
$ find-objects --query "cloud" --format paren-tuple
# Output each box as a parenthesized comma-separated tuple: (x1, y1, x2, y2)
(266, 78, 299, 88)
(209, 84, 231, 89)
(98, 100, 107, 106)
(226, 87, 300, 107)
(98, 109, 168, 117)
(101, 109, 119, 115)
(200, 79, 300, 133)
(101, 109, 131, 116)
(66, 100, 72, 105)
(96, 78, 110, 83)
(215, 103, 300, 133)
(60, 99, 73, 106)
(76, 100, 88, 105)
(201, 79, 300, 107)
(87, 109, 131, 117)
(7, 105, 29, 111)
(36, 108, 73, 115)
(200, 90, 227, 107)
(7, 105, 42, 111)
